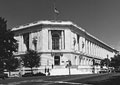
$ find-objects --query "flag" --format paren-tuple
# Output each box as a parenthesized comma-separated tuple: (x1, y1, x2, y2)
(54, 7, 59, 14)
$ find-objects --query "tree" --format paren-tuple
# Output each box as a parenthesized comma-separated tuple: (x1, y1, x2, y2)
(5, 57, 19, 76)
(100, 58, 110, 68)
(110, 54, 120, 69)
(0, 17, 18, 74)
(22, 50, 40, 73)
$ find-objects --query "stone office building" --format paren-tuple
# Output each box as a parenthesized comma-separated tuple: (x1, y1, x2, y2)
(12, 20, 117, 75)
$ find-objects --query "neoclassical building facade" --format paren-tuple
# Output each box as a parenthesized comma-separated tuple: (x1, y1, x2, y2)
(12, 20, 117, 75)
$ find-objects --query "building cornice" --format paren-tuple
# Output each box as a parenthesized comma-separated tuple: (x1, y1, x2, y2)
(11, 20, 118, 52)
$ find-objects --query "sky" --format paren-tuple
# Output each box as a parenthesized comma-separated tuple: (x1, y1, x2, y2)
(0, 0, 120, 51)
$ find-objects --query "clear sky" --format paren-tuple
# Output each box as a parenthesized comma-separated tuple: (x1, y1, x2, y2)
(0, 0, 120, 51)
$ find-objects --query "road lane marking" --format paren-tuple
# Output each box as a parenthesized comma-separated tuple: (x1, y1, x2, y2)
(0, 79, 43, 85)
(0, 79, 92, 85)
(55, 81, 84, 84)
(41, 80, 92, 85)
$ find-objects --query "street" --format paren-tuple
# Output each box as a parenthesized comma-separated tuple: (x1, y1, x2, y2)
(0, 73, 120, 85)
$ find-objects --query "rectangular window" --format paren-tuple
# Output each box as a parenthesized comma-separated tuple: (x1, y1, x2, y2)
(52, 37, 59, 50)
(77, 35, 80, 51)
(23, 33, 29, 51)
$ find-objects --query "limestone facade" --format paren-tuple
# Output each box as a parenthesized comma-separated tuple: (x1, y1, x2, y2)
(12, 20, 117, 75)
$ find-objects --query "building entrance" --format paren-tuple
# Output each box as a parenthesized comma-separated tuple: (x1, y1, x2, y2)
(54, 56, 60, 65)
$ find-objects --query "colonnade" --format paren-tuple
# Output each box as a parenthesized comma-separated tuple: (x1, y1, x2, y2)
(75, 36, 110, 59)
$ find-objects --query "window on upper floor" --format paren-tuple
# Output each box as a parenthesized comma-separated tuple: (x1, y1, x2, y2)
(52, 32, 60, 50)
(23, 33, 29, 51)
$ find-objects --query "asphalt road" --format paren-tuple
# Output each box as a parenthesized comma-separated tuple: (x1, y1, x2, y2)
(0, 73, 120, 85)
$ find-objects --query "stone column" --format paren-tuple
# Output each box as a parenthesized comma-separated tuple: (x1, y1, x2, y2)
(92, 43, 94, 55)
(87, 41, 89, 54)
(97, 45, 98, 57)
(96, 45, 97, 57)
(89, 41, 91, 55)
(18, 36, 22, 52)
(37, 31, 41, 51)
(98, 46, 100, 57)
(101, 47, 103, 57)
(59, 37, 61, 50)
(79, 36, 82, 52)
(99, 47, 101, 58)
(92, 43, 94, 56)
(89, 42, 91, 55)
(85, 40, 88, 54)
(82, 37, 85, 53)
(74, 34, 77, 51)
(100, 47, 101, 57)
(61, 30, 64, 49)
(96, 45, 98, 57)
(90, 42, 92, 55)
(93, 44, 95, 56)
(87, 40, 89, 54)
(29, 33, 32, 50)
(48, 30, 52, 50)
(21, 35, 24, 52)
(97, 46, 99, 57)
(95, 44, 97, 57)
(102, 48, 104, 58)
(101, 47, 102, 58)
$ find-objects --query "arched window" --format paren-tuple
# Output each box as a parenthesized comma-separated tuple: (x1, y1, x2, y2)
(52, 33, 60, 50)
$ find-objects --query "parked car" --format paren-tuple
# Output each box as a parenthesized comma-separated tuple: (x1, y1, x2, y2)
(22, 73, 34, 77)
(22, 72, 46, 77)
(99, 69, 108, 73)
(34, 72, 46, 76)
(9, 74, 19, 78)
(114, 68, 120, 73)
(0, 72, 8, 79)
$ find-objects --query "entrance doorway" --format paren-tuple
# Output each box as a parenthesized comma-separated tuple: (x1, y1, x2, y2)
(54, 56, 60, 65)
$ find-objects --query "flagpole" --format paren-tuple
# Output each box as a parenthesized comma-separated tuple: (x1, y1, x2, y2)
(53, 0, 56, 20)
(53, 0, 59, 20)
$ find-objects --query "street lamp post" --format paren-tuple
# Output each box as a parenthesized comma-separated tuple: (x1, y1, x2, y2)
(18, 58, 22, 77)
(66, 60, 71, 75)
(92, 58, 95, 73)
(107, 55, 109, 73)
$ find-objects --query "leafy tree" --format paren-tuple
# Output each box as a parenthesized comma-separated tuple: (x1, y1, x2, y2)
(0, 17, 18, 75)
(5, 57, 19, 76)
(22, 50, 40, 73)
(110, 54, 120, 69)
(0, 58, 4, 72)
(100, 58, 110, 68)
